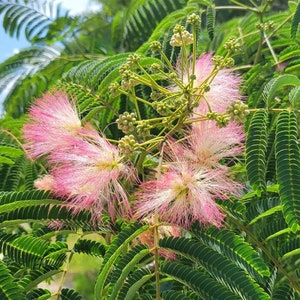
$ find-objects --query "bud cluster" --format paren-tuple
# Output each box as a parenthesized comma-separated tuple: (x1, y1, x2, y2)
(170, 25, 193, 47)
(224, 37, 241, 53)
(150, 41, 162, 52)
(118, 135, 138, 156)
(127, 53, 141, 67)
(206, 111, 229, 128)
(137, 121, 151, 138)
(116, 112, 136, 134)
(187, 13, 201, 25)
(226, 100, 249, 122)
(153, 96, 187, 116)
(256, 21, 274, 31)
(212, 55, 235, 68)
(150, 63, 161, 73)
(109, 82, 120, 97)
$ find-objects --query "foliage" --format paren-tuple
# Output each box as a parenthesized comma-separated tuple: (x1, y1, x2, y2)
(0, 0, 300, 299)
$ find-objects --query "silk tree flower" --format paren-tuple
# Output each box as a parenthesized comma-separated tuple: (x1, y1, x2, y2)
(168, 120, 244, 168)
(174, 53, 242, 114)
(22, 90, 82, 159)
(34, 174, 56, 191)
(135, 162, 241, 228)
(133, 223, 181, 260)
(47, 131, 134, 222)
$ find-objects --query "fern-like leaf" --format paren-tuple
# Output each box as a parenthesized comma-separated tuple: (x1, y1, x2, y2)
(0, 259, 26, 299)
(291, 2, 300, 39)
(162, 290, 198, 300)
(161, 261, 240, 300)
(206, 5, 215, 40)
(118, 268, 154, 300)
(26, 288, 51, 299)
(94, 223, 149, 299)
(246, 109, 268, 196)
(275, 110, 300, 233)
(160, 237, 270, 299)
(116, 0, 186, 51)
(73, 239, 106, 257)
(262, 75, 300, 108)
(0, 0, 77, 43)
(272, 282, 295, 300)
(108, 244, 150, 300)
(5, 235, 49, 268)
(60, 288, 83, 300)
(192, 227, 270, 280)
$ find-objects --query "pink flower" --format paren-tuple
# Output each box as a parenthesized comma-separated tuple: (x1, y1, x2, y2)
(135, 162, 241, 228)
(174, 53, 242, 114)
(133, 224, 181, 260)
(47, 131, 134, 222)
(169, 120, 244, 168)
(22, 90, 82, 159)
(34, 175, 56, 191)
(194, 53, 242, 113)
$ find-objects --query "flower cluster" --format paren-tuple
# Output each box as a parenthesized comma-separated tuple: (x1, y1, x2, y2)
(23, 90, 133, 223)
(23, 21, 246, 230)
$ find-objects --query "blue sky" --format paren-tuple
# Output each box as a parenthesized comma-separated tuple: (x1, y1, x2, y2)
(0, 0, 102, 62)
(0, 1, 102, 112)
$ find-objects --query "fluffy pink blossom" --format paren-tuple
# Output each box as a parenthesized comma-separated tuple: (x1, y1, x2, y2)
(47, 131, 134, 222)
(134, 224, 181, 260)
(22, 90, 82, 159)
(135, 162, 241, 228)
(169, 120, 244, 168)
(34, 174, 56, 191)
(176, 53, 242, 113)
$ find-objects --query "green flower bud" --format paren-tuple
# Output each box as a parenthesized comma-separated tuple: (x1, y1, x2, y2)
(118, 135, 138, 156)
(116, 112, 137, 134)
(150, 41, 162, 52)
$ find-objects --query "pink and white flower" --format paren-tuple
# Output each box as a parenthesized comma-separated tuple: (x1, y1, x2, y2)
(22, 90, 82, 159)
(168, 120, 244, 168)
(47, 131, 134, 222)
(193, 53, 242, 113)
(173, 53, 242, 114)
(135, 162, 241, 228)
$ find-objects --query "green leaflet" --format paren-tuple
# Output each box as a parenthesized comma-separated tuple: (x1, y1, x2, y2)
(0, 260, 26, 300)
(119, 268, 153, 300)
(291, 2, 300, 39)
(94, 223, 150, 300)
(263, 75, 300, 108)
(192, 227, 270, 279)
(246, 109, 268, 196)
(275, 110, 300, 233)
(0, 0, 77, 43)
(108, 244, 151, 300)
(206, 4, 215, 40)
(60, 288, 83, 300)
(73, 239, 107, 257)
(117, 0, 186, 51)
(161, 261, 240, 300)
(160, 237, 271, 300)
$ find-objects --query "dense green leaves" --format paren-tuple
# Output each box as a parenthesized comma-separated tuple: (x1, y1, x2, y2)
(0, 0, 77, 43)
(0, 260, 25, 299)
(246, 109, 268, 196)
(160, 237, 271, 300)
(275, 110, 300, 232)
(0, 0, 300, 299)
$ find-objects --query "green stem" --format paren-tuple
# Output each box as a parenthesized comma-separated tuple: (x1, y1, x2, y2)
(154, 217, 161, 300)
(131, 88, 141, 120)
(56, 251, 74, 300)
(229, 0, 258, 12)
(263, 32, 279, 65)
(159, 49, 176, 73)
